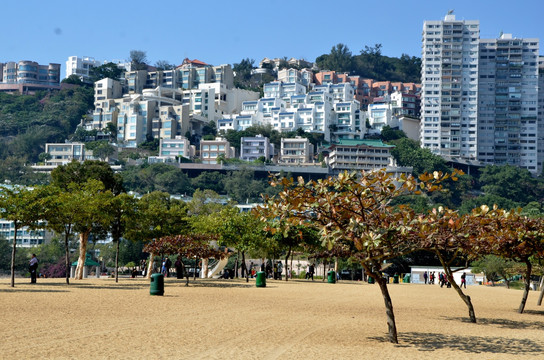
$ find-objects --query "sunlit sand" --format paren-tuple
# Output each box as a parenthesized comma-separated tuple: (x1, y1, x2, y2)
(1, 277, 543, 359)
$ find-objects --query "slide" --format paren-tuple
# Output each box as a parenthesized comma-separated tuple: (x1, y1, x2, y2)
(203, 257, 229, 278)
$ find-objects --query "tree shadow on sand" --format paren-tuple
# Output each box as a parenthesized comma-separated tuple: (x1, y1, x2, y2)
(0, 288, 69, 293)
(442, 316, 544, 331)
(184, 281, 254, 289)
(369, 333, 544, 354)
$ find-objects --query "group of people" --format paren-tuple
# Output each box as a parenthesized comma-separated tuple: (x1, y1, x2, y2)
(423, 270, 467, 288)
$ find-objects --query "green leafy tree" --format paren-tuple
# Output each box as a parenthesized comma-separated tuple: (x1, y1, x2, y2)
(51, 160, 124, 195)
(479, 165, 540, 205)
(0, 186, 45, 287)
(109, 193, 138, 282)
(316, 43, 353, 73)
(222, 169, 267, 203)
(62, 74, 84, 86)
(125, 191, 189, 277)
(89, 62, 123, 82)
(191, 171, 225, 193)
(381, 125, 406, 141)
(258, 169, 459, 343)
(471, 255, 517, 288)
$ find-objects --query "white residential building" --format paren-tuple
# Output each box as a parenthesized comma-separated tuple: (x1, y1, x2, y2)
(0, 219, 52, 248)
(327, 139, 395, 171)
(240, 135, 274, 161)
(279, 137, 314, 164)
(66, 56, 102, 83)
(421, 13, 480, 159)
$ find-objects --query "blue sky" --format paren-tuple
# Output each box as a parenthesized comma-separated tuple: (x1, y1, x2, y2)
(3, 0, 544, 76)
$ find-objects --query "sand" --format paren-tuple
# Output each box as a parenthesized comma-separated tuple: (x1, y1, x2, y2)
(1, 276, 543, 359)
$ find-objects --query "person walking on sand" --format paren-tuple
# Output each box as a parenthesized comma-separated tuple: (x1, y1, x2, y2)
(309, 263, 315, 281)
(277, 261, 283, 280)
(423, 271, 428, 284)
(461, 272, 467, 289)
(29, 254, 38, 284)
(175, 257, 183, 279)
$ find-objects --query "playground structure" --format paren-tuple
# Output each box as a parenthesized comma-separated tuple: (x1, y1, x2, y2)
(200, 257, 229, 278)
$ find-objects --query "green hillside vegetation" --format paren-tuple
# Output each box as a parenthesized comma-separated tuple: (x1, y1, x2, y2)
(315, 43, 421, 83)
(0, 86, 94, 163)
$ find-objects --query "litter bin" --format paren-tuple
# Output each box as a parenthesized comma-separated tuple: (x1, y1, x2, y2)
(327, 271, 336, 283)
(150, 273, 164, 296)
(256, 271, 266, 287)
(403, 274, 411, 283)
(393, 274, 399, 284)
(368, 276, 374, 284)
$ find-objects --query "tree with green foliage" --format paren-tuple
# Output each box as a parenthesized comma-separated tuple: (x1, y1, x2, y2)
(389, 138, 450, 176)
(471, 255, 517, 288)
(381, 125, 406, 142)
(222, 169, 268, 203)
(458, 194, 520, 215)
(233, 58, 255, 84)
(68, 180, 114, 279)
(51, 160, 124, 195)
(109, 193, 138, 282)
(191, 171, 225, 194)
(0, 186, 44, 287)
(258, 169, 459, 343)
(215, 207, 265, 278)
(316, 43, 353, 73)
(125, 191, 189, 278)
(89, 62, 123, 83)
(479, 165, 541, 205)
(62, 74, 85, 86)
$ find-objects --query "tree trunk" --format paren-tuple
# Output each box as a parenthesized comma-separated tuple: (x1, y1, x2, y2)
(234, 251, 239, 278)
(438, 254, 476, 323)
(322, 261, 327, 282)
(518, 260, 532, 314)
(537, 276, 544, 306)
(64, 232, 70, 285)
(10, 224, 18, 287)
(285, 247, 292, 282)
(363, 263, 398, 344)
(241, 252, 247, 278)
(202, 258, 209, 278)
(290, 256, 294, 280)
(75, 231, 90, 280)
(115, 238, 120, 283)
(146, 254, 154, 279)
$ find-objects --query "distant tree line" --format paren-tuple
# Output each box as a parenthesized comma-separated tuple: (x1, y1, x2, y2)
(315, 43, 421, 83)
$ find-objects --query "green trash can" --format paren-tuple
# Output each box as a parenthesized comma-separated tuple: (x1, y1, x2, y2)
(256, 271, 266, 288)
(368, 276, 374, 284)
(403, 274, 411, 283)
(327, 270, 336, 284)
(150, 273, 164, 296)
(393, 274, 399, 284)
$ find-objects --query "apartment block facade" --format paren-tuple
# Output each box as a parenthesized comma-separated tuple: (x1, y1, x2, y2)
(66, 56, 101, 83)
(420, 14, 480, 159)
(279, 137, 314, 164)
(200, 137, 235, 164)
(240, 135, 274, 161)
(327, 139, 395, 171)
(0, 61, 61, 93)
(478, 34, 540, 173)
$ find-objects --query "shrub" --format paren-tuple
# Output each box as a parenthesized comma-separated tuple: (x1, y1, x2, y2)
(41, 259, 67, 278)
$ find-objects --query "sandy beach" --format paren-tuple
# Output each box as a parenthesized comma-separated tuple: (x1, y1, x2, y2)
(1, 276, 543, 359)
